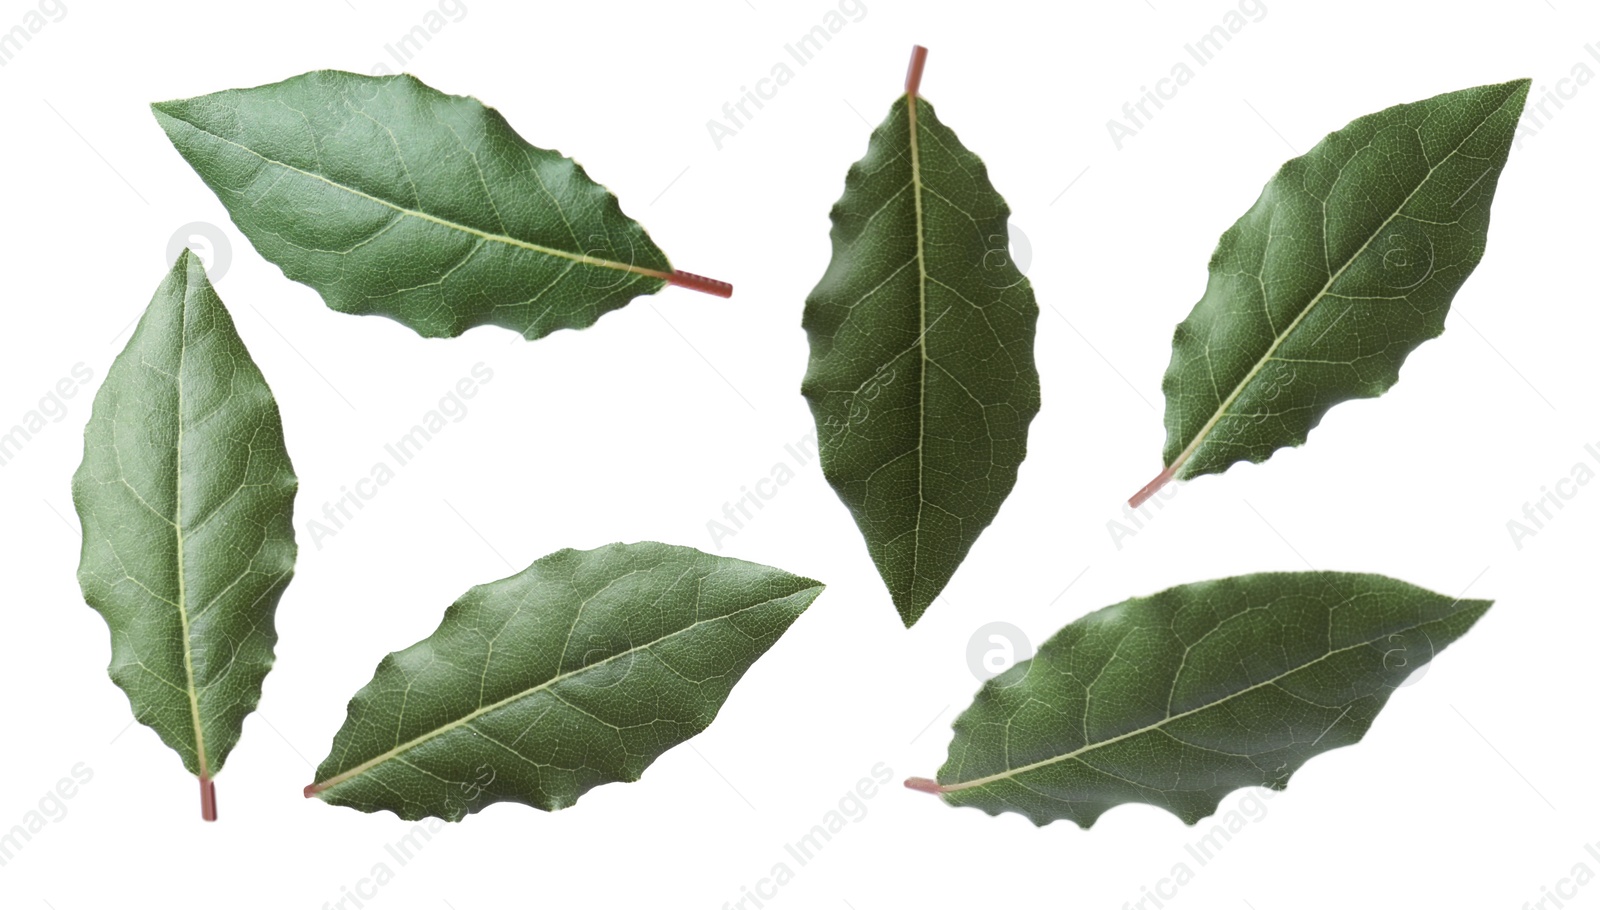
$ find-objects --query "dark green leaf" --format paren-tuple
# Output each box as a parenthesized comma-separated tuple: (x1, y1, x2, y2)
(1132, 79, 1529, 507)
(307, 542, 823, 821)
(909, 572, 1490, 827)
(73, 251, 298, 818)
(153, 71, 729, 341)
(801, 49, 1039, 627)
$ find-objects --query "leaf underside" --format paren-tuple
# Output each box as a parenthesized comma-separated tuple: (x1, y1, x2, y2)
(1158, 79, 1529, 484)
(929, 572, 1490, 827)
(153, 70, 672, 340)
(309, 542, 824, 821)
(801, 93, 1039, 628)
(73, 250, 298, 781)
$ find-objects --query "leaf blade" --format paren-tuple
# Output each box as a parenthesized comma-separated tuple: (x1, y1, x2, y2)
(152, 71, 702, 339)
(917, 572, 1491, 827)
(1135, 79, 1530, 504)
(73, 251, 298, 809)
(308, 542, 823, 821)
(802, 53, 1040, 627)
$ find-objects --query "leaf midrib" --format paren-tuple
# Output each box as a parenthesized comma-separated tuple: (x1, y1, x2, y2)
(939, 605, 1475, 794)
(172, 266, 209, 779)
(310, 583, 824, 796)
(153, 108, 672, 286)
(905, 92, 929, 606)
(1165, 87, 1521, 479)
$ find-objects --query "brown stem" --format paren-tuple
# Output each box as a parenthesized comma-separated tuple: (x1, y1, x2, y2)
(664, 270, 734, 298)
(904, 776, 945, 795)
(1128, 464, 1177, 509)
(200, 775, 217, 822)
(904, 45, 929, 97)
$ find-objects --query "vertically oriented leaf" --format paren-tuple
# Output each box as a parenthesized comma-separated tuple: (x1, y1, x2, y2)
(73, 251, 298, 820)
(1130, 79, 1529, 507)
(152, 71, 731, 341)
(801, 47, 1039, 627)
(907, 572, 1491, 827)
(306, 542, 824, 821)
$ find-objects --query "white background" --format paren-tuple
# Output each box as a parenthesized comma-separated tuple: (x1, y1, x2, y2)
(1, 0, 1594, 907)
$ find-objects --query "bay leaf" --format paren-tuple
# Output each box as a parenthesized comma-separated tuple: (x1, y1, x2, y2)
(801, 47, 1039, 627)
(153, 71, 730, 341)
(73, 250, 298, 820)
(1132, 79, 1529, 507)
(907, 571, 1490, 827)
(306, 542, 823, 820)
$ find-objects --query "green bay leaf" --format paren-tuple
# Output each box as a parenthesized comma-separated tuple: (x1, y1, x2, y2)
(73, 251, 298, 819)
(306, 542, 823, 821)
(1132, 79, 1529, 507)
(153, 71, 729, 341)
(801, 48, 1040, 627)
(909, 571, 1490, 827)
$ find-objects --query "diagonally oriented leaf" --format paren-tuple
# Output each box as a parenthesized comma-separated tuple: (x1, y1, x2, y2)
(306, 542, 824, 821)
(801, 47, 1039, 627)
(152, 71, 730, 341)
(907, 572, 1491, 828)
(1130, 79, 1530, 507)
(73, 250, 298, 820)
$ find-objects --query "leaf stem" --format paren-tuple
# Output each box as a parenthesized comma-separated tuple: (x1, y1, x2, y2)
(1129, 464, 1177, 508)
(200, 775, 217, 821)
(904, 776, 945, 795)
(904, 45, 929, 97)
(664, 270, 734, 298)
